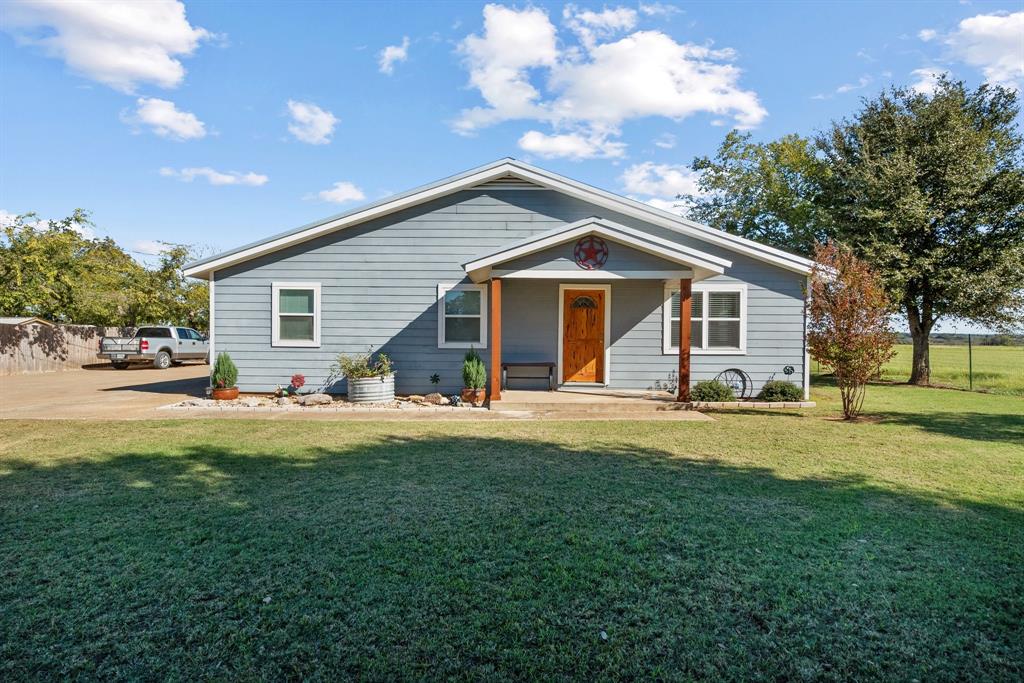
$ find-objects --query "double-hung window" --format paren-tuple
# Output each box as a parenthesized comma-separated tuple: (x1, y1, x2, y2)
(437, 283, 488, 348)
(663, 284, 747, 354)
(272, 282, 321, 347)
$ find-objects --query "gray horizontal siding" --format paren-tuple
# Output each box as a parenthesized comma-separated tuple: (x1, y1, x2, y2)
(214, 189, 806, 394)
(500, 239, 684, 272)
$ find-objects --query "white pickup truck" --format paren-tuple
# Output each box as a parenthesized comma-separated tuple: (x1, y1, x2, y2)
(98, 325, 210, 369)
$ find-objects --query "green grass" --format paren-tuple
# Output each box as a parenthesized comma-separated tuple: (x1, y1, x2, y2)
(874, 343, 1024, 396)
(2, 383, 1022, 680)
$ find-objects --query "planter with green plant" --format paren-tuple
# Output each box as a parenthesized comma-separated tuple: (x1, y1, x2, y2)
(334, 349, 395, 402)
(210, 353, 239, 400)
(461, 348, 487, 405)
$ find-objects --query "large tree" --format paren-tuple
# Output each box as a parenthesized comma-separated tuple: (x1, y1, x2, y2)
(817, 78, 1024, 384)
(685, 131, 832, 256)
(0, 211, 209, 330)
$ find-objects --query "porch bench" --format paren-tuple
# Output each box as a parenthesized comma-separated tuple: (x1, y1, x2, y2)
(501, 361, 556, 391)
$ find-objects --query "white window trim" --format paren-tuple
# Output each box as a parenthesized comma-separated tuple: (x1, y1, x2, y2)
(557, 283, 612, 386)
(437, 283, 488, 349)
(663, 283, 747, 355)
(271, 282, 321, 348)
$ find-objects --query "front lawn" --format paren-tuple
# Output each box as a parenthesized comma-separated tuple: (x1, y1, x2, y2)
(2, 383, 1022, 680)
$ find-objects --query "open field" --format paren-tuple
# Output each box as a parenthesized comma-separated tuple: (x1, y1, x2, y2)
(2, 383, 1022, 679)
(873, 343, 1022, 396)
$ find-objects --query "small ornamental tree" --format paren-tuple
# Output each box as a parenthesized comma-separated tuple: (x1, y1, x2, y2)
(211, 353, 238, 390)
(808, 243, 896, 419)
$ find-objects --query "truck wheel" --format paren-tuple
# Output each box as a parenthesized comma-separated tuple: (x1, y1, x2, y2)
(154, 351, 172, 369)
(112, 362, 130, 370)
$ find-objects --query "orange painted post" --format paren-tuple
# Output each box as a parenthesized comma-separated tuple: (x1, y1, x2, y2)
(490, 278, 502, 401)
(677, 278, 692, 402)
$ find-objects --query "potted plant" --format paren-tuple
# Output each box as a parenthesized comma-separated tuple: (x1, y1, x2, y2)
(461, 348, 487, 405)
(334, 348, 395, 403)
(211, 352, 239, 400)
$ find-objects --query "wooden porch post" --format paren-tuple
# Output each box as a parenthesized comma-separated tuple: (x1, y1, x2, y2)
(490, 277, 502, 401)
(677, 278, 692, 402)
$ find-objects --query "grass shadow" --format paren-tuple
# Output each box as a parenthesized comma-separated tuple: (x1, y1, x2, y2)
(2, 433, 1022, 680)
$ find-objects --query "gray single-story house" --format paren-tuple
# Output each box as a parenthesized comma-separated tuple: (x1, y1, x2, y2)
(183, 159, 812, 401)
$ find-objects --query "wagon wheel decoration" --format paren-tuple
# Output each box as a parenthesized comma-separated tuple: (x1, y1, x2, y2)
(573, 235, 609, 270)
(715, 368, 752, 399)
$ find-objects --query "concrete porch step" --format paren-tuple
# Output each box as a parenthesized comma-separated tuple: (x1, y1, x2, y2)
(491, 401, 687, 413)
(490, 389, 685, 413)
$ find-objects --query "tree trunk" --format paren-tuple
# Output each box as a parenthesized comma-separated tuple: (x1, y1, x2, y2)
(906, 301, 933, 385)
(909, 329, 930, 385)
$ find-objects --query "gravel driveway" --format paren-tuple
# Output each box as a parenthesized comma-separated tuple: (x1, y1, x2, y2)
(1, 363, 209, 419)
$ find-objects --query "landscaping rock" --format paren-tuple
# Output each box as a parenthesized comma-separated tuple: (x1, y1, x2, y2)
(424, 392, 446, 405)
(298, 393, 332, 406)
(408, 394, 425, 402)
(276, 397, 291, 406)
(241, 398, 263, 408)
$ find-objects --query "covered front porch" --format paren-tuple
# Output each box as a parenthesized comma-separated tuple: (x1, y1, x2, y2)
(461, 217, 733, 404)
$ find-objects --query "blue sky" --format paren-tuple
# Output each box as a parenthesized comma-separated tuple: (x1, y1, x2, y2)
(1, 1, 1021, 330)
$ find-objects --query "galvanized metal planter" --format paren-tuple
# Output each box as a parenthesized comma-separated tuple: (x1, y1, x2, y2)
(347, 374, 395, 403)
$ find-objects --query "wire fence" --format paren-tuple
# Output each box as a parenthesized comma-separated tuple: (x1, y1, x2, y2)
(815, 340, 1023, 397)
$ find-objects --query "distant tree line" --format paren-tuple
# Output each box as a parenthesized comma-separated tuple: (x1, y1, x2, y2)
(0, 210, 208, 331)
(894, 332, 1024, 346)
(684, 77, 1024, 385)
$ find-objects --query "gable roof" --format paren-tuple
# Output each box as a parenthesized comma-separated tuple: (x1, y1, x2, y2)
(463, 216, 731, 282)
(0, 316, 55, 327)
(183, 158, 813, 279)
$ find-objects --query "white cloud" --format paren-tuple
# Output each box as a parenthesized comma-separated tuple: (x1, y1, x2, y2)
(564, 4, 637, 48)
(455, 4, 559, 134)
(654, 133, 676, 149)
(286, 100, 338, 145)
(132, 239, 166, 256)
(518, 130, 626, 159)
(125, 97, 205, 140)
(0, 0, 211, 93)
(315, 181, 366, 204)
(159, 167, 268, 186)
(813, 74, 872, 100)
(378, 36, 410, 74)
(638, 3, 681, 17)
(944, 11, 1024, 89)
(454, 5, 764, 156)
(621, 162, 701, 197)
(918, 28, 938, 41)
(641, 196, 685, 214)
(836, 75, 872, 93)
(909, 67, 949, 95)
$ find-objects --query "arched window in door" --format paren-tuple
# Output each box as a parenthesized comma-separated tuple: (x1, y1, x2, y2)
(570, 295, 598, 309)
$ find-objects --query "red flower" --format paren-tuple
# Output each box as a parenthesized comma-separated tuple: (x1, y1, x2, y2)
(290, 373, 306, 389)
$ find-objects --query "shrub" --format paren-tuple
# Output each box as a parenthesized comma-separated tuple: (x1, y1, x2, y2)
(462, 348, 486, 390)
(691, 380, 735, 402)
(334, 349, 394, 379)
(211, 353, 238, 389)
(758, 380, 803, 401)
(808, 243, 895, 419)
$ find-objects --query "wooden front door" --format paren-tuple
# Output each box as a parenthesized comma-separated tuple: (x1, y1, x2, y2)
(563, 289, 605, 383)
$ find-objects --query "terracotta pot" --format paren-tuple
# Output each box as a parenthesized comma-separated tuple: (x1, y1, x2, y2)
(211, 386, 239, 401)
(461, 388, 486, 405)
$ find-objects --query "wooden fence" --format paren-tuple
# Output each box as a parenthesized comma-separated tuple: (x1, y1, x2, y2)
(0, 323, 125, 375)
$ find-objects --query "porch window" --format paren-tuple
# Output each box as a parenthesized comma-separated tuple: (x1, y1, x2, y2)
(437, 283, 488, 348)
(663, 284, 747, 354)
(272, 282, 321, 347)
